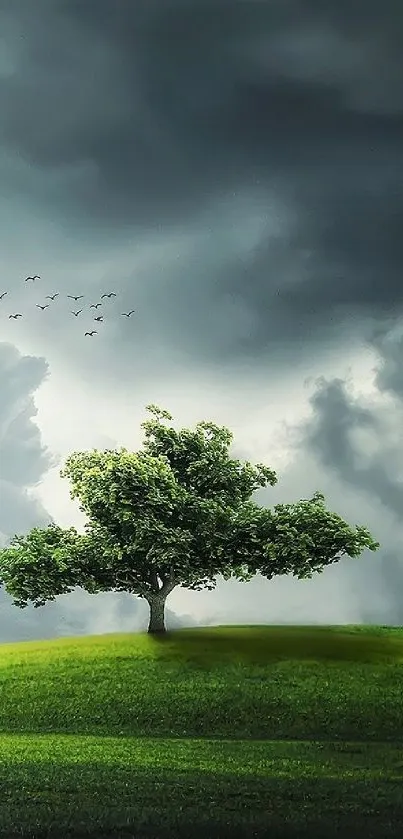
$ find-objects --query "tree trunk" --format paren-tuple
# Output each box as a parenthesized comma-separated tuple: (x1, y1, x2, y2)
(146, 592, 168, 634)
(143, 576, 177, 635)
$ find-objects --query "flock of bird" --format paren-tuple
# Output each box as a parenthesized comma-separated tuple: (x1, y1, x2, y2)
(0, 275, 136, 336)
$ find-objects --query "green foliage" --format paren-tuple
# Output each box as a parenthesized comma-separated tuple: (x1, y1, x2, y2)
(262, 492, 379, 580)
(0, 524, 83, 608)
(0, 404, 380, 618)
(140, 403, 278, 507)
(224, 490, 379, 582)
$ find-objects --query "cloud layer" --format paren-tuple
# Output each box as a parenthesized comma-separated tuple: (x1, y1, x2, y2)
(0, 0, 402, 639)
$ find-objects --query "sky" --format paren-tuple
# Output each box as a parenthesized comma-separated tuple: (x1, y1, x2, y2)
(0, 0, 402, 642)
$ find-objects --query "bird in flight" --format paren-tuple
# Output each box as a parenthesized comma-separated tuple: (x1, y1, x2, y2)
(25, 275, 40, 282)
(122, 310, 135, 317)
(36, 304, 49, 310)
(101, 293, 116, 299)
(67, 295, 84, 301)
(90, 303, 102, 309)
(0, 292, 7, 300)
(93, 316, 103, 322)
(85, 331, 97, 337)
(71, 310, 83, 317)
(46, 294, 59, 301)
(9, 313, 22, 319)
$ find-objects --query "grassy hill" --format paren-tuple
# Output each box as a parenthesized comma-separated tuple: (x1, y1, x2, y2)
(0, 624, 402, 838)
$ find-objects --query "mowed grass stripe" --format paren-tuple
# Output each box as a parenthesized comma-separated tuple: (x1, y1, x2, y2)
(0, 735, 401, 779)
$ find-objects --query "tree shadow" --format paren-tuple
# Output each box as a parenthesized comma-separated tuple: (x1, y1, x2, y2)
(147, 625, 403, 668)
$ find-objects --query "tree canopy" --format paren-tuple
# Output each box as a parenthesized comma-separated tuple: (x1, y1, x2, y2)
(0, 404, 380, 633)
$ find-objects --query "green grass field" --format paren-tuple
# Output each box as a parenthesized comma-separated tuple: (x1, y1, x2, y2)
(0, 623, 402, 839)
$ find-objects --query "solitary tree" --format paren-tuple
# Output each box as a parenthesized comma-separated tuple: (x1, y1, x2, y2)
(0, 405, 380, 634)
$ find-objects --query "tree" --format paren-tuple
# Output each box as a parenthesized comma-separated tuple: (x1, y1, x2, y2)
(0, 405, 380, 634)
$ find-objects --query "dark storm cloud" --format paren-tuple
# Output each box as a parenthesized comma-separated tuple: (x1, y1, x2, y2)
(365, 322, 403, 400)
(0, 0, 401, 221)
(0, 481, 53, 545)
(0, 0, 401, 374)
(300, 376, 403, 520)
(0, 400, 58, 486)
(0, 343, 55, 539)
(266, 371, 403, 623)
